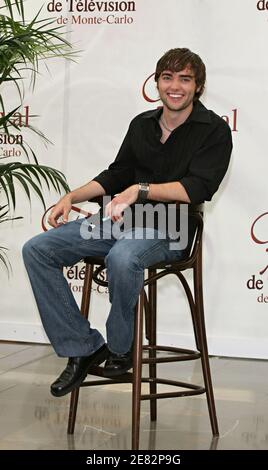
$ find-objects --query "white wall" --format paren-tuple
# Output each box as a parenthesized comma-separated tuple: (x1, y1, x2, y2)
(1, 0, 267, 358)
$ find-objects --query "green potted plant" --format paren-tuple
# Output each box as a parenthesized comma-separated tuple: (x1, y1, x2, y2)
(0, 0, 75, 271)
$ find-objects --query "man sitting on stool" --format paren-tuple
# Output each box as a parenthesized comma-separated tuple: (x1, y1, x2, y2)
(22, 48, 232, 397)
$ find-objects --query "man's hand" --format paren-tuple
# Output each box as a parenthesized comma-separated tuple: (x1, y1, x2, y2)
(105, 184, 139, 222)
(48, 193, 73, 228)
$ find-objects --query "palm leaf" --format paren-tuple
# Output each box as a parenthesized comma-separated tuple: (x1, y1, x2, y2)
(0, 246, 12, 275)
(0, 0, 76, 274)
(0, 103, 52, 163)
(0, 12, 76, 90)
(1, 1, 25, 23)
(0, 104, 21, 132)
(0, 162, 70, 210)
(0, 204, 22, 223)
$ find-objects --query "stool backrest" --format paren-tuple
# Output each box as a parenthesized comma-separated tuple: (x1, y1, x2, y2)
(187, 203, 204, 262)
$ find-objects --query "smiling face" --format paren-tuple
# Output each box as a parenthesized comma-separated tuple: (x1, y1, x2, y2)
(157, 67, 200, 114)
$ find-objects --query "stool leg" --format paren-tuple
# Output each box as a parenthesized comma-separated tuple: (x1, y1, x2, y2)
(177, 272, 201, 351)
(144, 289, 151, 342)
(148, 268, 157, 421)
(132, 287, 144, 450)
(194, 248, 219, 436)
(68, 387, 80, 434)
(68, 263, 94, 434)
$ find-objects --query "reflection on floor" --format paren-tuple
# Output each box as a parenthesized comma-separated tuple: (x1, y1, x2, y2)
(0, 342, 268, 450)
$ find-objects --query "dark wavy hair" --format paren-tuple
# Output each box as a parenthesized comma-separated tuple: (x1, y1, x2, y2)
(154, 48, 206, 100)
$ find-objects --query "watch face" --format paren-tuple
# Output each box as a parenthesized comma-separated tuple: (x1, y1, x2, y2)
(138, 183, 149, 201)
(140, 183, 149, 191)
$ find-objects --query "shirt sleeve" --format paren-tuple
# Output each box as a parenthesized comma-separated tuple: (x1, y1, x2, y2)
(180, 120, 233, 204)
(92, 123, 135, 195)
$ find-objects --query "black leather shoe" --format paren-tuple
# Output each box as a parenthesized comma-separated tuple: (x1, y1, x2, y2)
(51, 344, 109, 397)
(103, 350, 133, 377)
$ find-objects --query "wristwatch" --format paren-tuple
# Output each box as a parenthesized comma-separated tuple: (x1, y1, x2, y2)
(138, 182, 150, 201)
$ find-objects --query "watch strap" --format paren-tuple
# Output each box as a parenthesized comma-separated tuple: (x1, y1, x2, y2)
(138, 182, 150, 201)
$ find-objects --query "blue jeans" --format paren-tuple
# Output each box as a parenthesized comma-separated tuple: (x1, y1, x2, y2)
(22, 218, 183, 357)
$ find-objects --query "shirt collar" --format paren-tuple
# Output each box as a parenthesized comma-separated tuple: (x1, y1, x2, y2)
(142, 100, 211, 124)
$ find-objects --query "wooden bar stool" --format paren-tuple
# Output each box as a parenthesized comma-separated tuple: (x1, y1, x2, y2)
(67, 206, 219, 449)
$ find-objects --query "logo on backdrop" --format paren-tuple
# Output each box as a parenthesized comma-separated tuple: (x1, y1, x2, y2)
(64, 263, 108, 295)
(256, 0, 268, 10)
(142, 73, 238, 132)
(47, 0, 136, 25)
(247, 212, 268, 304)
(0, 105, 30, 158)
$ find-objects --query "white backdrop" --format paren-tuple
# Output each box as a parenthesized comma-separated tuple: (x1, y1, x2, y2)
(0, 0, 267, 358)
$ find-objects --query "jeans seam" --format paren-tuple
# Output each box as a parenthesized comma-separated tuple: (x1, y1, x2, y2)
(32, 244, 91, 341)
(124, 267, 141, 313)
(138, 239, 169, 266)
(122, 240, 175, 312)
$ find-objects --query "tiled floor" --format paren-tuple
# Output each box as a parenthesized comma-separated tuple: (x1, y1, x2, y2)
(0, 341, 268, 450)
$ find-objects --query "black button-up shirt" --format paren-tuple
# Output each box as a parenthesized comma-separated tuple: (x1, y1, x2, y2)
(93, 100, 233, 205)
(93, 100, 232, 248)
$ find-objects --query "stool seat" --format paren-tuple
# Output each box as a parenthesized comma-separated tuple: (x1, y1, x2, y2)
(84, 255, 107, 265)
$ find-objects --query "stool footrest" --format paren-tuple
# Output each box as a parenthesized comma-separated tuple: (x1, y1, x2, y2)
(81, 367, 206, 401)
(140, 377, 205, 400)
(141, 388, 205, 400)
(143, 345, 201, 363)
